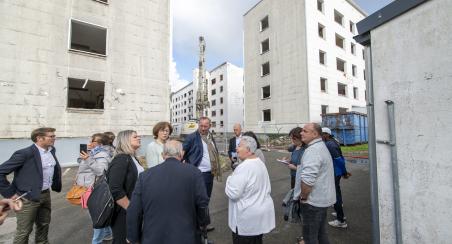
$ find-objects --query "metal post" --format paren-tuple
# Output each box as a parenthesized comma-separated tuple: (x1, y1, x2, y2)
(385, 100, 403, 244)
(365, 46, 381, 244)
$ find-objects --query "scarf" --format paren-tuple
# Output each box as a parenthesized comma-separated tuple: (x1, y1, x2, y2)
(201, 133, 222, 180)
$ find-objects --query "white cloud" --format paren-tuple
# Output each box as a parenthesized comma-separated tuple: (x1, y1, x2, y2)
(169, 59, 190, 92)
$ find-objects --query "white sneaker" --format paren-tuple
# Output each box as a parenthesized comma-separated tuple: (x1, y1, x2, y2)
(328, 219, 348, 228)
(331, 212, 347, 220)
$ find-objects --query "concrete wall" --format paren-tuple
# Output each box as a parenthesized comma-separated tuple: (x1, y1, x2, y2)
(208, 62, 244, 133)
(371, 0, 452, 242)
(305, 0, 366, 122)
(0, 0, 170, 138)
(243, 0, 366, 134)
(244, 0, 309, 134)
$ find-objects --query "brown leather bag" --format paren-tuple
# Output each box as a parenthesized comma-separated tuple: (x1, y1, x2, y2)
(66, 184, 87, 205)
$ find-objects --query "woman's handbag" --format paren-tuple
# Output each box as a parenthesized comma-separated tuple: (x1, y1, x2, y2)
(66, 184, 88, 205)
(81, 185, 93, 209)
(87, 173, 114, 228)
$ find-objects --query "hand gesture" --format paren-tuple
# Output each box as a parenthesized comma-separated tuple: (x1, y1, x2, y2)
(79, 151, 89, 160)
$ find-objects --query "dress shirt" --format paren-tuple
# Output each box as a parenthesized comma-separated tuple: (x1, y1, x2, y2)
(226, 157, 275, 236)
(198, 140, 212, 172)
(35, 144, 56, 190)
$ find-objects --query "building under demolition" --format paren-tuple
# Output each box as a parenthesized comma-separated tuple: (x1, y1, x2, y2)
(0, 0, 170, 165)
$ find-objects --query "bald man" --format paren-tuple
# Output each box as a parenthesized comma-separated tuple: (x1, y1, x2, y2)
(294, 123, 336, 244)
(228, 123, 243, 169)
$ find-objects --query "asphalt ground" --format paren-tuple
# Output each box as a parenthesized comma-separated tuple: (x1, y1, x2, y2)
(0, 151, 371, 244)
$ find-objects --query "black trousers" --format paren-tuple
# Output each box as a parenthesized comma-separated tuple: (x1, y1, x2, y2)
(232, 227, 263, 244)
(112, 208, 127, 244)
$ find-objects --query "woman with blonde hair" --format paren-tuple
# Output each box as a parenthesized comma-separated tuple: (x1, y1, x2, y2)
(107, 130, 144, 244)
(145, 121, 173, 168)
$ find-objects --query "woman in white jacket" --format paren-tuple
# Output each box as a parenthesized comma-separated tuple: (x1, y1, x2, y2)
(77, 133, 113, 244)
(225, 136, 275, 244)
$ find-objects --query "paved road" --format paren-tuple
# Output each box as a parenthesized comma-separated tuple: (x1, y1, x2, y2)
(0, 151, 371, 244)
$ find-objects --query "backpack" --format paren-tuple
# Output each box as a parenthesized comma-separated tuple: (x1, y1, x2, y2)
(87, 173, 114, 228)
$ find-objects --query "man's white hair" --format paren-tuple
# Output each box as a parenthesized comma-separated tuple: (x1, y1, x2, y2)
(240, 136, 257, 153)
(163, 140, 183, 158)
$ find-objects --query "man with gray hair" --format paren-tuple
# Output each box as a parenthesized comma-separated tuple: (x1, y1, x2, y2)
(225, 136, 275, 243)
(127, 140, 210, 244)
(228, 123, 243, 169)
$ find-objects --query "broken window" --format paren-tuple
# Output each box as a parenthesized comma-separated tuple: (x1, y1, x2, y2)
(263, 109, 271, 122)
(336, 58, 346, 72)
(353, 87, 358, 99)
(211, 100, 216, 106)
(352, 65, 357, 77)
(319, 50, 326, 65)
(334, 10, 343, 26)
(318, 23, 325, 39)
(70, 20, 107, 56)
(351, 43, 356, 55)
(261, 39, 270, 53)
(321, 105, 328, 115)
(317, 0, 324, 12)
(338, 83, 347, 96)
(339, 107, 348, 113)
(211, 89, 216, 95)
(67, 78, 105, 109)
(335, 34, 345, 49)
(320, 78, 327, 92)
(262, 85, 271, 99)
(260, 16, 269, 31)
(349, 21, 355, 33)
(261, 62, 270, 76)
(211, 78, 216, 85)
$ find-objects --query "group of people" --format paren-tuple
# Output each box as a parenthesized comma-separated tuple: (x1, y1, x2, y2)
(0, 118, 350, 244)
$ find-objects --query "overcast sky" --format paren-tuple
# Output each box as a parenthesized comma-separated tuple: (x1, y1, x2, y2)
(170, 0, 393, 91)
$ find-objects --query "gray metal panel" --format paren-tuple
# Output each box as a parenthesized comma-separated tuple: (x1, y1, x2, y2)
(354, 0, 430, 45)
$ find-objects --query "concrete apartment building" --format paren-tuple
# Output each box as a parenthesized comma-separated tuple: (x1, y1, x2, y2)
(244, 0, 367, 133)
(170, 63, 244, 134)
(0, 0, 170, 165)
(208, 62, 244, 134)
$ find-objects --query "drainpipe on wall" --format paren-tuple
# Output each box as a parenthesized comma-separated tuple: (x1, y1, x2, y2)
(365, 46, 381, 244)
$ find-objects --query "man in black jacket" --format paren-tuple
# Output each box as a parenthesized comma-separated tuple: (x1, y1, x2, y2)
(228, 123, 242, 169)
(0, 127, 62, 244)
(127, 140, 210, 244)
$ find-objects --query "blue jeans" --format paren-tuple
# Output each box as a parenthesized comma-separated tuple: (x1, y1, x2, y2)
(92, 226, 112, 244)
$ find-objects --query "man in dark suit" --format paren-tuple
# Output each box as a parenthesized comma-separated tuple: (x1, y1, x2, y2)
(127, 140, 210, 244)
(228, 123, 242, 169)
(182, 116, 219, 231)
(0, 127, 62, 244)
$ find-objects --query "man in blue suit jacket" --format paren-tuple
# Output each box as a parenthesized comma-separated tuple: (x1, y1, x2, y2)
(183, 117, 219, 231)
(127, 140, 210, 244)
(0, 127, 62, 244)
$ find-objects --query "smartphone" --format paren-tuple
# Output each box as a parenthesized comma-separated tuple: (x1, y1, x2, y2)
(80, 144, 88, 153)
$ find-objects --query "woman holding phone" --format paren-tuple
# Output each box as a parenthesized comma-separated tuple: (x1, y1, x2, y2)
(107, 130, 144, 244)
(76, 133, 113, 243)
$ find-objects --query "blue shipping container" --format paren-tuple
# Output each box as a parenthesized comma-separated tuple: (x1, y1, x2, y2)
(321, 112, 368, 145)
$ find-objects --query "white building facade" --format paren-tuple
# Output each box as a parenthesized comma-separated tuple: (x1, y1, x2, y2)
(244, 0, 367, 133)
(207, 62, 244, 133)
(170, 82, 196, 124)
(0, 0, 170, 165)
